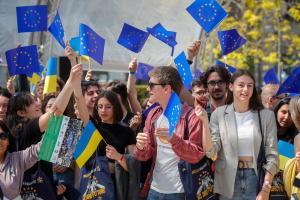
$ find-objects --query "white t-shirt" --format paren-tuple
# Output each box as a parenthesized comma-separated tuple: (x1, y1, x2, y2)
(150, 113, 184, 193)
(235, 110, 255, 157)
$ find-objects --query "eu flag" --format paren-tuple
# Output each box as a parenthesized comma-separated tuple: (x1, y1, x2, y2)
(16, 5, 48, 33)
(28, 64, 44, 85)
(194, 68, 202, 79)
(164, 92, 182, 138)
(218, 29, 247, 55)
(216, 60, 237, 74)
(48, 12, 65, 48)
(5, 45, 39, 77)
(277, 67, 300, 96)
(79, 24, 105, 65)
(174, 52, 193, 90)
(147, 23, 177, 56)
(186, 0, 227, 34)
(117, 23, 149, 53)
(263, 67, 279, 85)
(135, 62, 154, 80)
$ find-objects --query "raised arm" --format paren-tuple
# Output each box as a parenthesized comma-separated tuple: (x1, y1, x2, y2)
(74, 78, 90, 125)
(38, 64, 83, 132)
(127, 58, 142, 113)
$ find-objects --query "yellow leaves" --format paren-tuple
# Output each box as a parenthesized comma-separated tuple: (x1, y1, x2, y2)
(262, 52, 278, 64)
(261, 0, 277, 11)
(291, 35, 300, 48)
(288, 5, 300, 21)
(246, 30, 260, 40)
(243, 10, 262, 27)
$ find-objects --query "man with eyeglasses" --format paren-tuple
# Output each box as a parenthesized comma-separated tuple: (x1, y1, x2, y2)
(201, 65, 231, 119)
(134, 66, 205, 200)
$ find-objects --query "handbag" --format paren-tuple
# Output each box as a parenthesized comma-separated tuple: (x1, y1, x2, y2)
(21, 166, 57, 200)
(79, 154, 115, 200)
(178, 109, 217, 200)
(256, 110, 288, 199)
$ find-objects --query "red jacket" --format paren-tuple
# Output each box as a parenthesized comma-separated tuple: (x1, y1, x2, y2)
(134, 103, 205, 197)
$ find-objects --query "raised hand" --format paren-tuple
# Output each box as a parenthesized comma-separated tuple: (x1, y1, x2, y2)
(6, 76, 15, 95)
(69, 64, 83, 84)
(128, 57, 137, 73)
(65, 41, 76, 65)
(195, 100, 208, 123)
(85, 69, 93, 81)
(136, 132, 149, 150)
(187, 40, 201, 62)
(129, 112, 142, 130)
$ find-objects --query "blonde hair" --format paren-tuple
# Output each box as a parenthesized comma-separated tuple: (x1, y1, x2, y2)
(289, 96, 300, 131)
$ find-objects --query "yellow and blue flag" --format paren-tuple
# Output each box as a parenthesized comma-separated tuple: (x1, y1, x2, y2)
(74, 121, 103, 168)
(16, 5, 48, 33)
(5, 45, 39, 77)
(277, 67, 300, 96)
(79, 24, 105, 65)
(43, 57, 57, 95)
(135, 62, 153, 81)
(28, 64, 44, 85)
(147, 23, 177, 56)
(263, 67, 279, 85)
(218, 29, 247, 55)
(117, 23, 149, 53)
(164, 92, 182, 139)
(278, 140, 294, 170)
(48, 12, 66, 48)
(216, 60, 237, 74)
(69, 37, 90, 62)
(174, 52, 193, 90)
(186, 0, 227, 34)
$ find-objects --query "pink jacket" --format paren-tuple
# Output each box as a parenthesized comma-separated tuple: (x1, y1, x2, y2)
(134, 103, 205, 196)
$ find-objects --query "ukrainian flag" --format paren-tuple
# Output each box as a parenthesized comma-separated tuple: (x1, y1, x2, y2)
(278, 140, 294, 170)
(43, 57, 57, 95)
(69, 37, 90, 62)
(74, 121, 103, 168)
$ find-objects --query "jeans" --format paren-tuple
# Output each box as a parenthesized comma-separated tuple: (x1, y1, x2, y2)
(219, 168, 257, 200)
(147, 189, 185, 200)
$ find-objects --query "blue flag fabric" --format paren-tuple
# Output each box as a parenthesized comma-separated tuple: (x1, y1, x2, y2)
(147, 23, 177, 56)
(69, 37, 80, 52)
(277, 67, 300, 96)
(216, 60, 237, 74)
(79, 24, 105, 65)
(218, 29, 247, 55)
(135, 62, 154, 80)
(186, 0, 227, 34)
(194, 68, 202, 79)
(264, 67, 279, 85)
(16, 5, 48, 33)
(117, 23, 149, 53)
(48, 12, 65, 48)
(174, 52, 193, 90)
(164, 92, 182, 138)
(5, 45, 39, 77)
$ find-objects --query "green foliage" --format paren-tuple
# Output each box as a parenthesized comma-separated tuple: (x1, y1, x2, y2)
(136, 85, 148, 105)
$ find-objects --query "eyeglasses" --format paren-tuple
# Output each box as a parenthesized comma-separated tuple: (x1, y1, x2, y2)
(148, 82, 166, 89)
(0, 132, 9, 140)
(207, 80, 225, 88)
(96, 104, 113, 111)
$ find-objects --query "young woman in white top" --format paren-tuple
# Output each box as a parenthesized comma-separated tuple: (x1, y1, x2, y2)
(196, 69, 278, 200)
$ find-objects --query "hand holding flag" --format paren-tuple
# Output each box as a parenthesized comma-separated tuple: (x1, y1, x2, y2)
(187, 40, 201, 61)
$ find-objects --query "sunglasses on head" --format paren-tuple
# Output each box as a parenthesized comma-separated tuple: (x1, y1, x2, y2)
(0, 132, 9, 140)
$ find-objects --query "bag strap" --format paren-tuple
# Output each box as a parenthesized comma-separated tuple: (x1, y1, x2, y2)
(257, 110, 266, 164)
(258, 110, 264, 144)
(183, 108, 193, 140)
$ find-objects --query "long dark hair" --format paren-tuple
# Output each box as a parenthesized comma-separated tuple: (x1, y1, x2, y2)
(226, 69, 264, 111)
(6, 92, 34, 138)
(92, 90, 123, 124)
(0, 120, 16, 153)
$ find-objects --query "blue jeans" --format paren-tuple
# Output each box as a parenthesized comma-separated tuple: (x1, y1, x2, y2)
(147, 189, 185, 200)
(219, 168, 257, 200)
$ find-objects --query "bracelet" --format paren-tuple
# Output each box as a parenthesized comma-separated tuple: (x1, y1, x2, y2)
(129, 71, 136, 75)
(118, 154, 124, 163)
(187, 60, 193, 65)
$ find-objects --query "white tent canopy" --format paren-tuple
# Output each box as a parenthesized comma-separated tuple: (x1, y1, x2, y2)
(0, 0, 201, 72)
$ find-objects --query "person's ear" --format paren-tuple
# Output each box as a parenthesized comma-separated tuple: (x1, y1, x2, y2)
(229, 83, 234, 92)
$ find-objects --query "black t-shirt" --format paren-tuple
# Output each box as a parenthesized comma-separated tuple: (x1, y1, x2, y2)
(91, 118, 136, 157)
(121, 112, 135, 127)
